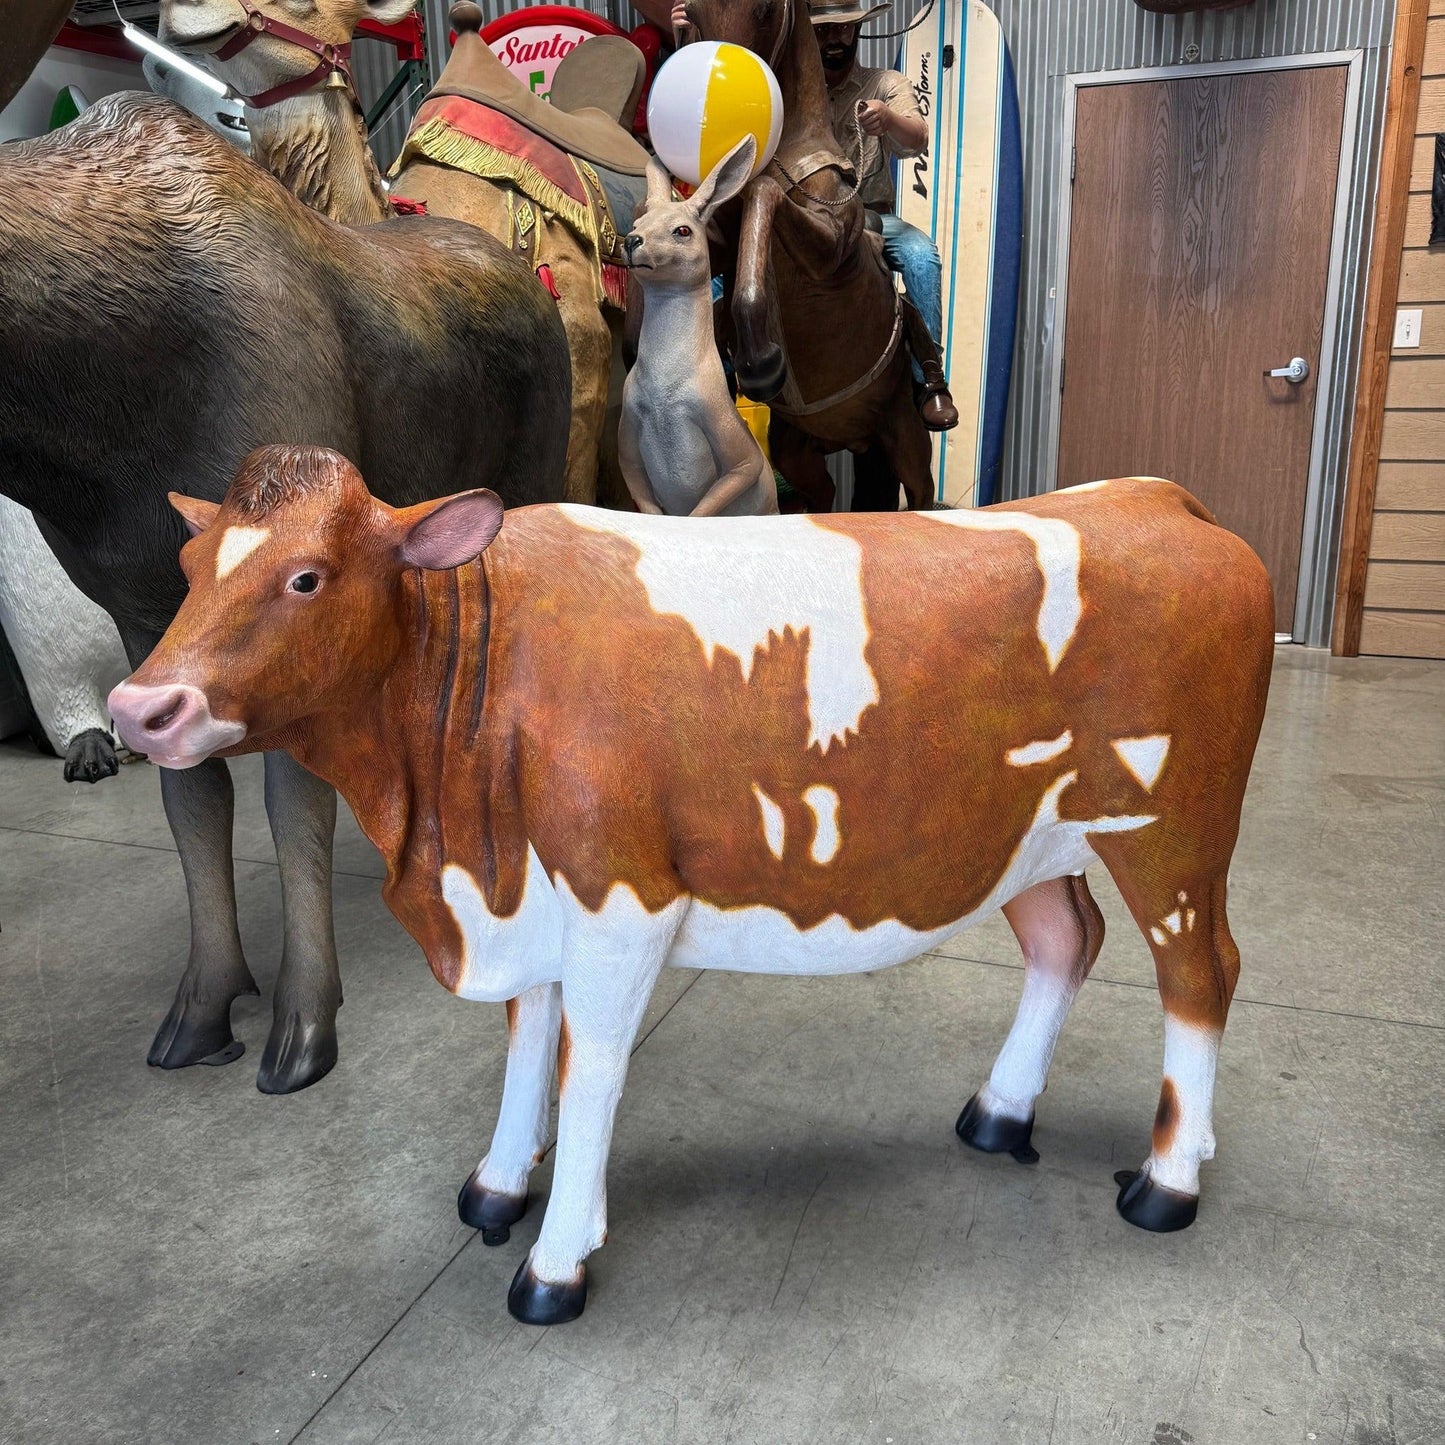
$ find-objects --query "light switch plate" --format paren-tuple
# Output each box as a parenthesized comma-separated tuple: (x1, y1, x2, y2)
(1395, 308, 1424, 349)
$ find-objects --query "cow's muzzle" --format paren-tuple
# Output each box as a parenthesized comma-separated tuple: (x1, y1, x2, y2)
(109, 681, 246, 768)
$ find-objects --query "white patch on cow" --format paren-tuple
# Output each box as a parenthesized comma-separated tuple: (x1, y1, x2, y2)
(981, 967, 1078, 1121)
(564, 507, 878, 752)
(753, 785, 786, 860)
(1150, 926, 1167, 946)
(1186, 908, 1197, 932)
(668, 772, 1154, 977)
(802, 785, 841, 864)
(914, 510, 1083, 671)
(1147, 1018, 1221, 1195)
(1113, 734, 1171, 792)
(1007, 730, 1073, 767)
(215, 526, 270, 580)
(472, 981, 561, 1197)
(1058, 480, 1110, 493)
(444, 845, 564, 1003)
(1163, 910, 1183, 935)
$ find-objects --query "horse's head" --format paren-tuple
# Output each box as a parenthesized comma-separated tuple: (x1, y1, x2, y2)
(685, 0, 794, 66)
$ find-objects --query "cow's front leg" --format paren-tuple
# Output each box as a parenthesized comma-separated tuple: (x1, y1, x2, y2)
(508, 901, 687, 1325)
(257, 750, 342, 1094)
(149, 758, 258, 1069)
(459, 981, 561, 1244)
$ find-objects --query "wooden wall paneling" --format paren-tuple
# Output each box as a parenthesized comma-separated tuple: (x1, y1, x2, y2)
(1333, 0, 1433, 653)
(1384, 356, 1445, 404)
(1380, 409, 1445, 456)
(1375, 461, 1445, 509)
(1359, 610, 1445, 654)
(1398, 250, 1445, 301)
(1363, 560, 1445, 608)
(1368, 511, 1445, 558)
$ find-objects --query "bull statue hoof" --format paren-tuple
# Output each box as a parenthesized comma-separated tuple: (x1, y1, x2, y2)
(508, 1258, 587, 1326)
(63, 728, 119, 784)
(148, 991, 253, 1070)
(457, 1173, 528, 1245)
(734, 344, 788, 404)
(1114, 1168, 1199, 1233)
(955, 1092, 1039, 1164)
(256, 1012, 339, 1095)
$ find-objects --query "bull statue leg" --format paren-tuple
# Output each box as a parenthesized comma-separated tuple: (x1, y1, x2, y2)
(149, 759, 258, 1068)
(458, 981, 562, 1244)
(508, 901, 687, 1325)
(731, 174, 848, 402)
(957, 875, 1106, 1161)
(258, 750, 343, 1094)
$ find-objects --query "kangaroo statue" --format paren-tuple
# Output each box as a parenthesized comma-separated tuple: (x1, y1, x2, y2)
(620, 137, 777, 518)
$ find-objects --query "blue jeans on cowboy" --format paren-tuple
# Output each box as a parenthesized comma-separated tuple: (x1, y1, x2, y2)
(878, 211, 943, 382)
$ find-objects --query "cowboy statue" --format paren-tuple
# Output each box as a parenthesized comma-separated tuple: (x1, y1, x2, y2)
(810, 0, 956, 429)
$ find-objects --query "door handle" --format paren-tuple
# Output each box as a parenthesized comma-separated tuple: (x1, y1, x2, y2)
(1265, 357, 1311, 384)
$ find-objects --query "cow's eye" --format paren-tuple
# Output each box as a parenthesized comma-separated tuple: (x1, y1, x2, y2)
(288, 571, 320, 595)
(673, 224, 692, 238)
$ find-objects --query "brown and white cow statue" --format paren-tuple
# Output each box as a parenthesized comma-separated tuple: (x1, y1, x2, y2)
(111, 446, 1274, 1326)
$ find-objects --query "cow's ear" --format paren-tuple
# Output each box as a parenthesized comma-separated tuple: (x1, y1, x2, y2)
(169, 493, 220, 537)
(398, 489, 505, 571)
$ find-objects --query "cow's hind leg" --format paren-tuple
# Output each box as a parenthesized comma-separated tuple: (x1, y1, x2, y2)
(509, 904, 685, 1325)
(958, 875, 1104, 1162)
(458, 981, 561, 1244)
(1095, 851, 1240, 1232)
(148, 759, 258, 1069)
(257, 751, 342, 1094)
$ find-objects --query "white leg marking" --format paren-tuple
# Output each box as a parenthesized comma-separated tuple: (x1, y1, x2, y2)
(753, 785, 786, 860)
(1148, 1017, 1220, 1196)
(1007, 730, 1073, 767)
(802, 784, 841, 864)
(215, 525, 270, 580)
(565, 508, 878, 751)
(1112, 735, 1171, 791)
(528, 881, 687, 1285)
(982, 968, 1080, 1122)
(915, 510, 1084, 671)
(476, 982, 561, 1196)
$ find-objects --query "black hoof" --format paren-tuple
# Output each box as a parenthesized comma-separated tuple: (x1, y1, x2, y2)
(63, 728, 119, 784)
(458, 1173, 528, 1245)
(1114, 1168, 1198, 1233)
(148, 990, 253, 1070)
(256, 1012, 338, 1095)
(956, 1093, 1039, 1164)
(735, 346, 787, 404)
(508, 1258, 587, 1326)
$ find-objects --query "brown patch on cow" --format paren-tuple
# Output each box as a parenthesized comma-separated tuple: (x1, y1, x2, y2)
(1153, 1078, 1180, 1156)
(557, 1013, 572, 1095)
(504, 997, 519, 1035)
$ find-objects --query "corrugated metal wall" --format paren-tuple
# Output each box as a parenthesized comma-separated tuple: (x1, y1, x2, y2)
(409, 0, 1394, 642)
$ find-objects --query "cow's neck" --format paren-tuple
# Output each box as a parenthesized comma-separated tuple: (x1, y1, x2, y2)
(245, 90, 392, 226)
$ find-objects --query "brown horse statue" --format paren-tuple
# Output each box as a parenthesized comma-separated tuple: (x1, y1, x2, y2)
(160, 0, 649, 506)
(687, 0, 936, 511)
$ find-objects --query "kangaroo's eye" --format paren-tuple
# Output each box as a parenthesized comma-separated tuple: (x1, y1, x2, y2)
(288, 571, 320, 595)
(673, 224, 692, 238)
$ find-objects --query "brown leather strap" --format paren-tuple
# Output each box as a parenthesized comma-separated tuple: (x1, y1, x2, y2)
(772, 292, 905, 418)
(216, 0, 356, 110)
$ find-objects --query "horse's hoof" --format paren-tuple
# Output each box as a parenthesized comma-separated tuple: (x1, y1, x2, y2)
(1114, 1168, 1198, 1233)
(148, 993, 249, 1070)
(736, 346, 787, 404)
(458, 1174, 528, 1245)
(63, 728, 119, 784)
(255, 1011, 338, 1095)
(956, 1092, 1039, 1164)
(508, 1257, 587, 1326)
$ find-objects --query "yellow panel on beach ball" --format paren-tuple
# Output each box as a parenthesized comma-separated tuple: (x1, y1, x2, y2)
(647, 41, 783, 188)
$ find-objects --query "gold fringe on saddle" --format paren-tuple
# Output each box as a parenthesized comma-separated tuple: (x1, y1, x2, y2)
(393, 115, 629, 311)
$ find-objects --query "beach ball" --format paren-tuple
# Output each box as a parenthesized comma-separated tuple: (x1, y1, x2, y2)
(646, 41, 784, 188)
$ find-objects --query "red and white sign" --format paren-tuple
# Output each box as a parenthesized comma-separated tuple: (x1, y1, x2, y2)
(481, 6, 624, 102)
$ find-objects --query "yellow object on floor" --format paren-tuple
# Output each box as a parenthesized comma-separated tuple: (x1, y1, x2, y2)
(735, 396, 771, 460)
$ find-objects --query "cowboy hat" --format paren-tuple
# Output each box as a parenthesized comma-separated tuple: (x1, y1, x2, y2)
(808, 0, 892, 26)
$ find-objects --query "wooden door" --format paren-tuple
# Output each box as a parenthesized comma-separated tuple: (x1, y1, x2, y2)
(1056, 67, 1348, 631)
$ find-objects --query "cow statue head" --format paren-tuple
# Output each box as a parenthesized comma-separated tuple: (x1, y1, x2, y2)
(109, 446, 503, 769)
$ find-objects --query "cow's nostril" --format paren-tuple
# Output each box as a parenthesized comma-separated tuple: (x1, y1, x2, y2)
(146, 696, 185, 732)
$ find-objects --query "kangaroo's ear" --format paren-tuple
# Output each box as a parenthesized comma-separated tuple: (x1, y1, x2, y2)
(397, 489, 504, 571)
(645, 155, 674, 211)
(691, 135, 758, 220)
(169, 493, 220, 537)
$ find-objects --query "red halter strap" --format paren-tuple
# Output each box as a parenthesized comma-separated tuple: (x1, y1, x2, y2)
(215, 0, 356, 109)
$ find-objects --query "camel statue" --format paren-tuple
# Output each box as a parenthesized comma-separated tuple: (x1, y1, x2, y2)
(160, 0, 651, 507)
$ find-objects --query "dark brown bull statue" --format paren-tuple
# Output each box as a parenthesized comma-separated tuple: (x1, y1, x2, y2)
(0, 91, 570, 1094)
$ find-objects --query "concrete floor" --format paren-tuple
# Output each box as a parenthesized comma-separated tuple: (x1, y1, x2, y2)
(0, 648, 1441, 1445)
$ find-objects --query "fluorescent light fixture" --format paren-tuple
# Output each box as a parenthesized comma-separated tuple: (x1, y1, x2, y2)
(121, 22, 232, 98)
